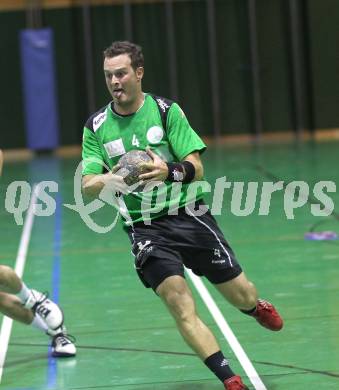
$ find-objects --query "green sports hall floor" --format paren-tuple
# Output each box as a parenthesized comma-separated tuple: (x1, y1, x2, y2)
(0, 141, 338, 390)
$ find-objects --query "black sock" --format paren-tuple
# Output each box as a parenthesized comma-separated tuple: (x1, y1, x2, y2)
(204, 351, 235, 382)
(240, 306, 257, 315)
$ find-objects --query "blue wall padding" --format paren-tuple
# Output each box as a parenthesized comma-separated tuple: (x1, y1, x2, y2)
(20, 28, 59, 150)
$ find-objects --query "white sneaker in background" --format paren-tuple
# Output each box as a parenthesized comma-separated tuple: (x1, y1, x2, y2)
(24, 289, 64, 330)
(50, 328, 77, 357)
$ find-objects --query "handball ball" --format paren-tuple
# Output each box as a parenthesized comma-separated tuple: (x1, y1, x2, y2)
(117, 150, 152, 186)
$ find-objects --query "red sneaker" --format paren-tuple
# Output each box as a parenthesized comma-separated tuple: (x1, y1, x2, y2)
(253, 299, 283, 331)
(224, 375, 249, 390)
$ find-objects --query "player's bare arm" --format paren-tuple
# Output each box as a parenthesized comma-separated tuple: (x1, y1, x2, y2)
(82, 166, 128, 197)
(182, 152, 204, 180)
(82, 174, 109, 197)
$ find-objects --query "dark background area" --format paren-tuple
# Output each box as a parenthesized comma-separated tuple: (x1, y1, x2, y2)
(1, 0, 338, 149)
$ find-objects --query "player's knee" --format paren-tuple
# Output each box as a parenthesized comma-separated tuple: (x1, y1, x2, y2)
(163, 290, 195, 323)
(0, 265, 13, 284)
(0, 292, 13, 311)
(0, 292, 6, 306)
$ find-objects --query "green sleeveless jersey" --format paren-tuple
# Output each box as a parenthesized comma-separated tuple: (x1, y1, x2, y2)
(82, 93, 206, 225)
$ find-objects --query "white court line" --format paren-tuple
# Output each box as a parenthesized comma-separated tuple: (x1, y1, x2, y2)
(186, 268, 267, 390)
(0, 184, 40, 383)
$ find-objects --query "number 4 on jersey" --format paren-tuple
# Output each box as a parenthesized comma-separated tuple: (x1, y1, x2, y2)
(132, 134, 140, 147)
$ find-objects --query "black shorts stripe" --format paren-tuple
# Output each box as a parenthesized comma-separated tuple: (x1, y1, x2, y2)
(185, 206, 234, 267)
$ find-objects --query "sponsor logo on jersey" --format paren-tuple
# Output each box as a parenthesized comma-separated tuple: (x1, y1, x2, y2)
(220, 358, 229, 367)
(93, 110, 107, 132)
(172, 168, 184, 182)
(212, 249, 225, 264)
(135, 240, 153, 268)
(156, 98, 170, 113)
(136, 240, 152, 252)
(146, 126, 164, 144)
(211, 259, 226, 264)
(214, 248, 221, 257)
(104, 139, 126, 158)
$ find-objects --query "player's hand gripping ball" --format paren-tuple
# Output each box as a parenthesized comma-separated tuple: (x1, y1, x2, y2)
(117, 150, 152, 187)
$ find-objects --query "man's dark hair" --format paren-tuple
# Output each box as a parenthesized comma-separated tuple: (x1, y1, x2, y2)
(103, 41, 144, 70)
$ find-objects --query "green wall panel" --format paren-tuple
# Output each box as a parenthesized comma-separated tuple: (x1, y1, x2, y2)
(44, 7, 87, 146)
(216, 0, 252, 134)
(91, 4, 126, 110)
(173, 1, 212, 135)
(308, 0, 339, 128)
(257, 0, 294, 132)
(0, 11, 26, 148)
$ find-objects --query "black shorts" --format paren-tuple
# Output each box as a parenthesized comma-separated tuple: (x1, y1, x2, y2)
(125, 201, 242, 291)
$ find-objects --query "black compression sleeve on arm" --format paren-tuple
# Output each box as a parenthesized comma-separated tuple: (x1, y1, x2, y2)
(166, 161, 196, 183)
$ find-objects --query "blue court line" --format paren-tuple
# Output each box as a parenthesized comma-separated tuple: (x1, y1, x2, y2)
(46, 193, 62, 389)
